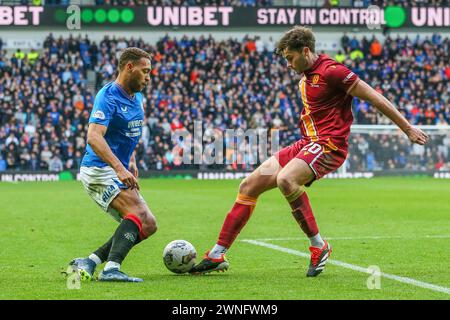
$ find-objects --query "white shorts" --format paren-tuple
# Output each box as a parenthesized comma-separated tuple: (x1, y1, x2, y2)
(80, 166, 146, 222)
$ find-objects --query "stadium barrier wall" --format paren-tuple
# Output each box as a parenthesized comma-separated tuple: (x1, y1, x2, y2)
(1, 170, 449, 182)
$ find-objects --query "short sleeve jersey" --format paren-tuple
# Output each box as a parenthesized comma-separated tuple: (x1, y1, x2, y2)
(298, 54, 359, 145)
(81, 82, 145, 169)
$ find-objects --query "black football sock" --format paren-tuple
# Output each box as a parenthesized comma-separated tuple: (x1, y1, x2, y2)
(93, 224, 143, 265)
(93, 237, 113, 263)
(107, 218, 140, 265)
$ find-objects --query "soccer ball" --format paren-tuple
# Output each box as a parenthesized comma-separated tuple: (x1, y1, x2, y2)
(163, 240, 197, 274)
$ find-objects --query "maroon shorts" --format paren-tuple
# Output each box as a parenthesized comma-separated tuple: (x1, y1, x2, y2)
(275, 139, 348, 181)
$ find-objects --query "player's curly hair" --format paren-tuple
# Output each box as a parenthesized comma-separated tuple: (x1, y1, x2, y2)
(276, 26, 316, 55)
(118, 47, 153, 71)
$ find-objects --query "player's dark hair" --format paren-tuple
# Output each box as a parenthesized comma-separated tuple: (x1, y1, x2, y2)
(276, 26, 315, 55)
(118, 47, 152, 71)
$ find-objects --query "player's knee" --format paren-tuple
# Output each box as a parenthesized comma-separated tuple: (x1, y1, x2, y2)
(141, 211, 157, 237)
(276, 173, 296, 194)
(134, 216, 157, 241)
(238, 178, 251, 194)
(132, 209, 157, 237)
(144, 216, 158, 236)
(239, 175, 263, 195)
(141, 223, 157, 240)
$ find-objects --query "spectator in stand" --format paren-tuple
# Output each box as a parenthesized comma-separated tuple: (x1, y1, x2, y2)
(369, 38, 382, 59)
(350, 48, 364, 61)
(27, 49, 39, 64)
(14, 49, 25, 61)
(49, 152, 64, 172)
(334, 50, 346, 63)
(0, 154, 6, 171)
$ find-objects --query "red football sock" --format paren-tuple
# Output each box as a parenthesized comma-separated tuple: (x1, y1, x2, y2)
(217, 193, 257, 248)
(286, 189, 319, 238)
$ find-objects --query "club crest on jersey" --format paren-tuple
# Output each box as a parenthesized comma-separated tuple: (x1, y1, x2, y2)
(311, 74, 320, 87)
(93, 110, 105, 120)
(312, 75, 320, 84)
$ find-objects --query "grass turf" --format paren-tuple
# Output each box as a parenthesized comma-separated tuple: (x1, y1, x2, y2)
(0, 177, 449, 300)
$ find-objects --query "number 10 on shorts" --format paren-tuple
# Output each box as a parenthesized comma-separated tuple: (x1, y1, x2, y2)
(303, 142, 322, 155)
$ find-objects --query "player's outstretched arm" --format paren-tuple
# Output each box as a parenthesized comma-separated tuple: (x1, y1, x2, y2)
(348, 80, 429, 145)
(87, 123, 139, 189)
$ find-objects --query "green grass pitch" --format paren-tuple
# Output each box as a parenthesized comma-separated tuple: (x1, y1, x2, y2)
(0, 177, 449, 300)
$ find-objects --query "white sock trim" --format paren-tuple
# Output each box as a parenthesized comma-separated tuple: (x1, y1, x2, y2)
(209, 244, 228, 259)
(309, 233, 325, 248)
(104, 261, 121, 271)
(88, 254, 102, 266)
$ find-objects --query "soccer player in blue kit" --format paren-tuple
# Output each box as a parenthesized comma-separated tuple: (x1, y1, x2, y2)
(69, 48, 156, 282)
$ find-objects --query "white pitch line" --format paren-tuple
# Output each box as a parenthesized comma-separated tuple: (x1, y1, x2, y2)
(241, 239, 450, 296)
(246, 234, 450, 242)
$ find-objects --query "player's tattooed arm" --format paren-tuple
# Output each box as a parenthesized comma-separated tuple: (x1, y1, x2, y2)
(348, 80, 429, 145)
(87, 123, 139, 189)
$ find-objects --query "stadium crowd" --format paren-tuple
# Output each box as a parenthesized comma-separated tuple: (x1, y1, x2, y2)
(0, 33, 449, 172)
(339, 33, 450, 126)
(347, 133, 450, 172)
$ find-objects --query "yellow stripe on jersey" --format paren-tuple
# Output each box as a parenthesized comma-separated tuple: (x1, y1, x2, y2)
(323, 138, 340, 154)
(299, 78, 319, 142)
(326, 138, 339, 151)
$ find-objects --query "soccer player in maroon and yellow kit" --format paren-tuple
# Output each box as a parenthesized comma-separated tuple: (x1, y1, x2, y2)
(190, 26, 429, 277)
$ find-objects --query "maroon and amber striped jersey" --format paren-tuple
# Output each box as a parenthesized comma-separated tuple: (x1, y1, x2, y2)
(298, 54, 359, 148)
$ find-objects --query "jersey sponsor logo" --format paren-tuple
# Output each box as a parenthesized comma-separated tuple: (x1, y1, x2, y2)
(126, 120, 143, 138)
(93, 110, 106, 120)
(128, 120, 144, 129)
(126, 131, 142, 138)
(120, 105, 128, 113)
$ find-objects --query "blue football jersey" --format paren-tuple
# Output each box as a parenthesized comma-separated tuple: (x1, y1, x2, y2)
(81, 82, 144, 169)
